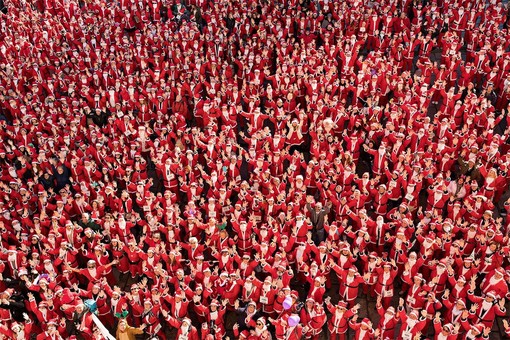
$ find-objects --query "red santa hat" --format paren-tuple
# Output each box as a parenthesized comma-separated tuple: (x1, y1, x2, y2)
(443, 323, 453, 332)
(486, 291, 497, 299)
(331, 300, 345, 309)
(495, 267, 505, 276)
(471, 324, 484, 333)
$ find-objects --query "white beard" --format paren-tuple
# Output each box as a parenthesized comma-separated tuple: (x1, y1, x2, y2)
(180, 325, 189, 336)
(44, 263, 55, 273)
(118, 220, 126, 229)
(481, 300, 493, 311)
(406, 318, 418, 329)
(14, 331, 24, 340)
(8, 168, 17, 178)
(489, 276, 502, 285)
(255, 326, 266, 336)
(210, 310, 218, 321)
(296, 247, 305, 261)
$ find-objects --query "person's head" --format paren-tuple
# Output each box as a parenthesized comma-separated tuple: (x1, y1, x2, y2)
(75, 304, 84, 313)
(247, 301, 256, 313)
(482, 293, 495, 307)
(92, 285, 100, 295)
(118, 320, 128, 332)
(47, 321, 57, 334)
(456, 299, 466, 310)
(441, 324, 453, 336)
(383, 263, 392, 272)
(256, 317, 266, 330)
(494, 268, 504, 280)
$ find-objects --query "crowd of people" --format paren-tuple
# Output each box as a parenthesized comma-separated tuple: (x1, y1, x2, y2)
(1, 0, 510, 339)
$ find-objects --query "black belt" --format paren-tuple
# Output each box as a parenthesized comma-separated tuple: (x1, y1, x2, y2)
(129, 260, 140, 264)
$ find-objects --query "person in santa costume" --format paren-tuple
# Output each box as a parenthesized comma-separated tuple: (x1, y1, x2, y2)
(70, 303, 94, 340)
(140, 299, 164, 338)
(269, 314, 303, 340)
(348, 315, 375, 340)
(324, 297, 359, 340)
(373, 259, 398, 309)
(432, 312, 459, 340)
(36, 320, 65, 340)
(375, 296, 399, 339)
(193, 298, 228, 338)
(163, 314, 199, 340)
(466, 288, 506, 328)
(329, 259, 366, 308)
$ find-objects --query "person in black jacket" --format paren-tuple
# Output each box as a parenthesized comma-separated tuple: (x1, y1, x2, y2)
(91, 108, 109, 128)
(0, 290, 29, 322)
(51, 162, 72, 192)
(233, 300, 263, 336)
